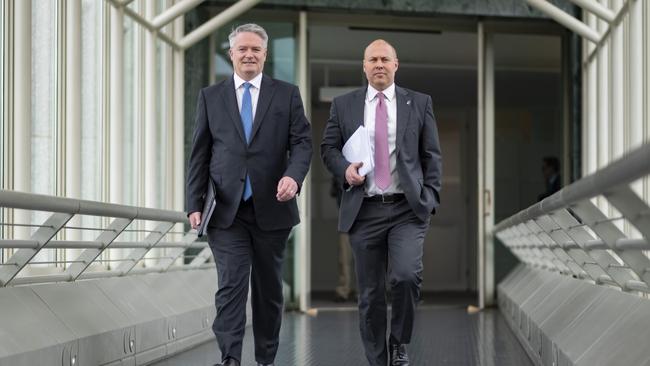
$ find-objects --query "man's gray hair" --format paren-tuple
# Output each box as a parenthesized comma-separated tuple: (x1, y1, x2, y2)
(228, 23, 268, 49)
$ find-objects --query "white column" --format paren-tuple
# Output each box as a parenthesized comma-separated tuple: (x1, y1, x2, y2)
(65, 0, 82, 262)
(596, 2, 608, 172)
(110, 4, 124, 205)
(109, 0, 128, 262)
(144, 0, 158, 210)
(629, 0, 643, 151)
(611, 0, 624, 162)
(13, 0, 31, 239)
(477, 23, 495, 308)
(629, 0, 643, 197)
(173, 10, 185, 254)
(164, 20, 173, 211)
(582, 34, 588, 178)
(295, 10, 311, 312)
(586, 13, 598, 176)
(483, 30, 495, 307)
(144, 0, 159, 266)
(477, 22, 485, 309)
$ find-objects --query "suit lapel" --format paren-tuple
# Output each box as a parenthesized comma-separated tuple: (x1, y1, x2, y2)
(249, 75, 276, 144)
(223, 77, 247, 144)
(349, 88, 366, 134)
(395, 86, 411, 146)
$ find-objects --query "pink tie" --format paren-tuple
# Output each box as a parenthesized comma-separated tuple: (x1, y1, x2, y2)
(374, 92, 390, 190)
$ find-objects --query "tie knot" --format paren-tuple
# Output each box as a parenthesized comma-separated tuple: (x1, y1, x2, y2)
(243, 82, 252, 90)
(376, 92, 385, 99)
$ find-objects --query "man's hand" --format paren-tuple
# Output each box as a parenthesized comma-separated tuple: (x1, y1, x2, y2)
(189, 212, 202, 230)
(345, 162, 365, 186)
(277, 176, 298, 202)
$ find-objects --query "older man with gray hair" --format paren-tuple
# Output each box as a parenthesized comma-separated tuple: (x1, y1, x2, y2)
(186, 23, 312, 366)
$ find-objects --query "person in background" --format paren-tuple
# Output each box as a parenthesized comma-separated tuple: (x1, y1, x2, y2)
(538, 156, 561, 201)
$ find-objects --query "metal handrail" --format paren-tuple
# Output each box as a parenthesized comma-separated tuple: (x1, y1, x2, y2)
(0, 190, 208, 287)
(494, 143, 650, 295)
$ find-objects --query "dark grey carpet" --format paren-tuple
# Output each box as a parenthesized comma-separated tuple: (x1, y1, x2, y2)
(153, 306, 532, 366)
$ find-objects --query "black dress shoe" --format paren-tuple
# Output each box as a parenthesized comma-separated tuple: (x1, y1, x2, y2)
(257, 363, 274, 366)
(390, 343, 409, 366)
(214, 358, 240, 366)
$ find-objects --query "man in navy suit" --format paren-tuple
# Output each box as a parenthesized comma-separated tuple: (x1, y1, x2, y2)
(186, 23, 312, 366)
(321, 39, 442, 366)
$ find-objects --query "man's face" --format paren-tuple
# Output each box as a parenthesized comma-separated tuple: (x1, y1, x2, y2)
(229, 32, 267, 81)
(542, 162, 553, 179)
(363, 41, 398, 91)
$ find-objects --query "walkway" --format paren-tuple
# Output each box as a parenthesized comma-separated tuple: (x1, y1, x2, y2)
(154, 305, 532, 366)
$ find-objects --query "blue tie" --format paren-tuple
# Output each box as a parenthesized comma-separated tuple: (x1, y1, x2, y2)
(241, 82, 253, 201)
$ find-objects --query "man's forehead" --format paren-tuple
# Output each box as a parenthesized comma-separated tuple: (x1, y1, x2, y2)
(233, 32, 265, 45)
(364, 43, 396, 59)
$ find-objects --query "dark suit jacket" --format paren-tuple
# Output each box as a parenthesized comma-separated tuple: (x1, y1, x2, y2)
(186, 74, 312, 230)
(321, 86, 442, 232)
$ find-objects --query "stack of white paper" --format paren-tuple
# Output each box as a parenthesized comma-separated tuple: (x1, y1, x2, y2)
(342, 125, 374, 176)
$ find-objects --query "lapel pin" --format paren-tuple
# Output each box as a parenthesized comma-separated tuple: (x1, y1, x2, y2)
(406, 100, 411, 105)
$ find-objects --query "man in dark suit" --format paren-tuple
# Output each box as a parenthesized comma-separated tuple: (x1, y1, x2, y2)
(321, 39, 442, 366)
(186, 23, 312, 366)
(538, 156, 561, 201)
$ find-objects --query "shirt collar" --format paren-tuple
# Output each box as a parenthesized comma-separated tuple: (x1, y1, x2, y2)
(366, 83, 395, 102)
(233, 72, 263, 90)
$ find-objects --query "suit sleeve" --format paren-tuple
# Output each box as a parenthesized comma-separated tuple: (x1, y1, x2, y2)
(185, 89, 212, 215)
(420, 96, 442, 210)
(283, 85, 313, 190)
(320, 98, 351, 184)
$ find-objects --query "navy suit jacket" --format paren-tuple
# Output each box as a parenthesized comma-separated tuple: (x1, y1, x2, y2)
(186, 74, 312, 230)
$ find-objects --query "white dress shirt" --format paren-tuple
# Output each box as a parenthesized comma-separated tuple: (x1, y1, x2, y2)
(233, 72, 262, 119)
(364, 83, 402, 195)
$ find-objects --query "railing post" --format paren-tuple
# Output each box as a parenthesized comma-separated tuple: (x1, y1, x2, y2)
(65, 217, 134, 280)
(0, 212, 73, 286)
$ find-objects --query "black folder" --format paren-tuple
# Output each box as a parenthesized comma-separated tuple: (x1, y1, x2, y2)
(197, 178, 217, 237)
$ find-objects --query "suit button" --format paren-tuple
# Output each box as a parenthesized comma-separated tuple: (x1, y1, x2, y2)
(240, 178, 245, 182)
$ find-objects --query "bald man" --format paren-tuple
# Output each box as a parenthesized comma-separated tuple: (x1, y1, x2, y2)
(321, 40, 442, 366)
